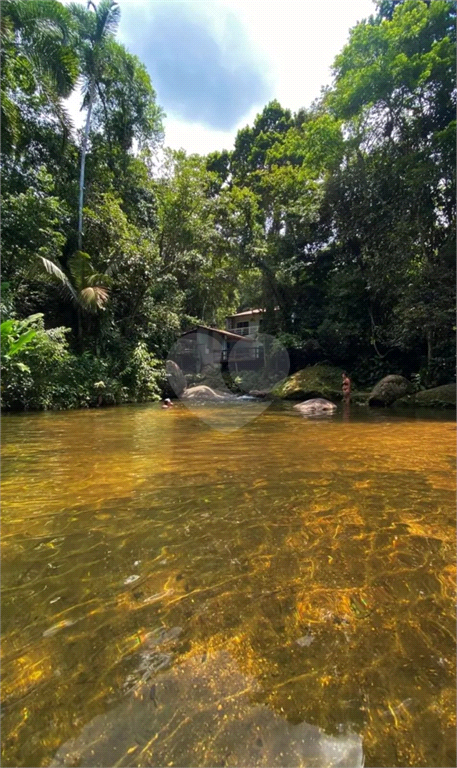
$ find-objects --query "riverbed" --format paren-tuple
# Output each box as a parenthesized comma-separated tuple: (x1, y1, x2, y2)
(1, 402, 455, 767)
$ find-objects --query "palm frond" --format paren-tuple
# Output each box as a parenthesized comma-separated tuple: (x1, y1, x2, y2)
(80, 286, 109, 311)
(3, 0, 77, 45)
(95, 0, 120, 44)
(87, 272, 112, 288)
(39, 256, 78, 303)
(40, 255, 70, 284)
(68, 251, 91, 289)
(68, 2, 95, 38)
(29, 36, 79, 96)
(40, 83, 74, 141)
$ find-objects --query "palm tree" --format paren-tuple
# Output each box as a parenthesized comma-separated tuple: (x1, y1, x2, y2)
(1, 0, 79, 153)
(40, 251, 110, 347)
(69, 0, 120, 250)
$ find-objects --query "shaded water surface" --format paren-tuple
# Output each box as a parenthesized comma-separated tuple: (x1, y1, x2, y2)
(1, 403, 455, 767)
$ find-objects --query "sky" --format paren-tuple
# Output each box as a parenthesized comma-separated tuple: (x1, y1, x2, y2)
(66, 0, 377, 156)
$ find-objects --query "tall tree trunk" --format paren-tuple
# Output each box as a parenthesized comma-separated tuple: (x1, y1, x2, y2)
(77, 79, 96, 251)
(426, 329, 433, 367)
(77, 306, 83, 352)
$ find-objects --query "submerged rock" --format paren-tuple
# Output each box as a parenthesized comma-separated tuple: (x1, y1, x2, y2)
(51, 650, 364, 768)
(294, 398, 337, 415)
(368, 375, 413, 407)
(296, 634, 314, 647)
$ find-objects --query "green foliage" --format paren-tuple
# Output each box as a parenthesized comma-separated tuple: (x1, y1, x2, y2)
(1, 0, 79, 152)
(1, 316, 163, 411)
(1, 167, 68, 283)
(1, 0, 454, 410)
(1, 314, 42, 376)
(91, 40, 164, 154)
(71, 0, 122, 250)
(119, 342, 164, 402)
(40, 250, 110, 312)
(1, 315, 73, 409)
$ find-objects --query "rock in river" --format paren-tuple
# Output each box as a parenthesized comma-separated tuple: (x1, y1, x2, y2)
(166, 360, 187, 397)
(271, 364, 344, 401)
(394, 383, 456, 409)
(294, 398, 337, 415)
(181, 385, 236, 401)
(368, 375, 413, 407)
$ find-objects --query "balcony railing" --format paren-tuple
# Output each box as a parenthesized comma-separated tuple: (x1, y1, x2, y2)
(220, 348, 264, 362)
(235, 325, 260, 336)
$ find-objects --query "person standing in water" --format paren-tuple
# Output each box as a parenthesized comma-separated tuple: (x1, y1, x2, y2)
(342, 372, 351, 401)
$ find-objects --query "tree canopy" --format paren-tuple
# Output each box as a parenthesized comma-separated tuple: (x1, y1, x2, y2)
(1, 0, 455, 410)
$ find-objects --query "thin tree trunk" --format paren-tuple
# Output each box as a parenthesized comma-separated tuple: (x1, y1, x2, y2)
(77, 306, 83, 352)
(426, 329, 433, 367)
(77, 79, 96, 251)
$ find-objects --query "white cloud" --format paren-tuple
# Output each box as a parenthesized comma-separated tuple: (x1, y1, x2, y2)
(163, 118, 235, 156)
(65, 0, 376, 154)
(216, 0, 375, 111)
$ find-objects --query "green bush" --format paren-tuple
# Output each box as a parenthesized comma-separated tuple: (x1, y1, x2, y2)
(119, 342, 164, 402)
(1, 316, 73, 410)
(1, 317, 164, 411)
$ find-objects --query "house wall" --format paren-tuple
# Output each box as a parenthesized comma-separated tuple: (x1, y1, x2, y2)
(196, 330, 224, 367)
(226, 312, 263, 336)
(179, 328, 260, 372)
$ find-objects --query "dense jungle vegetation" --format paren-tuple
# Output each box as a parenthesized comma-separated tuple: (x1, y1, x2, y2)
(1, 0, 455, 410)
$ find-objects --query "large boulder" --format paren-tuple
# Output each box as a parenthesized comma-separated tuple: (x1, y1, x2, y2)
(181, 385, 236, 401)
(368, 375, 413, 407)
(395, 383, 456, 409)
(271, 365, 343, 401)
(166, 360, 187, 396)
(294, 398, 337, 415)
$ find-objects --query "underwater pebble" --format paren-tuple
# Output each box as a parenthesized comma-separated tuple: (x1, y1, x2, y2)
(296, 634, 314, 647)
(124, 575, 140, 585)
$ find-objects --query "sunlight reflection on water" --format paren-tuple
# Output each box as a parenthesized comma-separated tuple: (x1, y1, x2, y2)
(1, 403, 455, 767)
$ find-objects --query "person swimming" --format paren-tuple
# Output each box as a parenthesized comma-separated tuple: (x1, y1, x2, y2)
(162, 398, 173, 409)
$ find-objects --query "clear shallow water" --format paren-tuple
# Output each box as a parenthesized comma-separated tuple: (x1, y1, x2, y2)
(1, 402, 455, 767)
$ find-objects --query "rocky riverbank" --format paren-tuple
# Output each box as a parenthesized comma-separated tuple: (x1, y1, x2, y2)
(251, 365, 455, 410)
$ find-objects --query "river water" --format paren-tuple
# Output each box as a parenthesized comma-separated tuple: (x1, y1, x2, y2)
(1, 402, 455, 767)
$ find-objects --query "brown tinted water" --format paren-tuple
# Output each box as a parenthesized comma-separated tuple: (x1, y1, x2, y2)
(1, 402, 455, 768)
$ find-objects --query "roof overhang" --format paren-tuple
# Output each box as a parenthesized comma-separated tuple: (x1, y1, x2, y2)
(225, 309, 265, 319)
(180, 325, 256, 342)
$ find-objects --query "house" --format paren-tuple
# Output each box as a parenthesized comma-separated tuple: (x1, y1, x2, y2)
(225, 309, 265, 337)
(174, 325, 263, 373)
